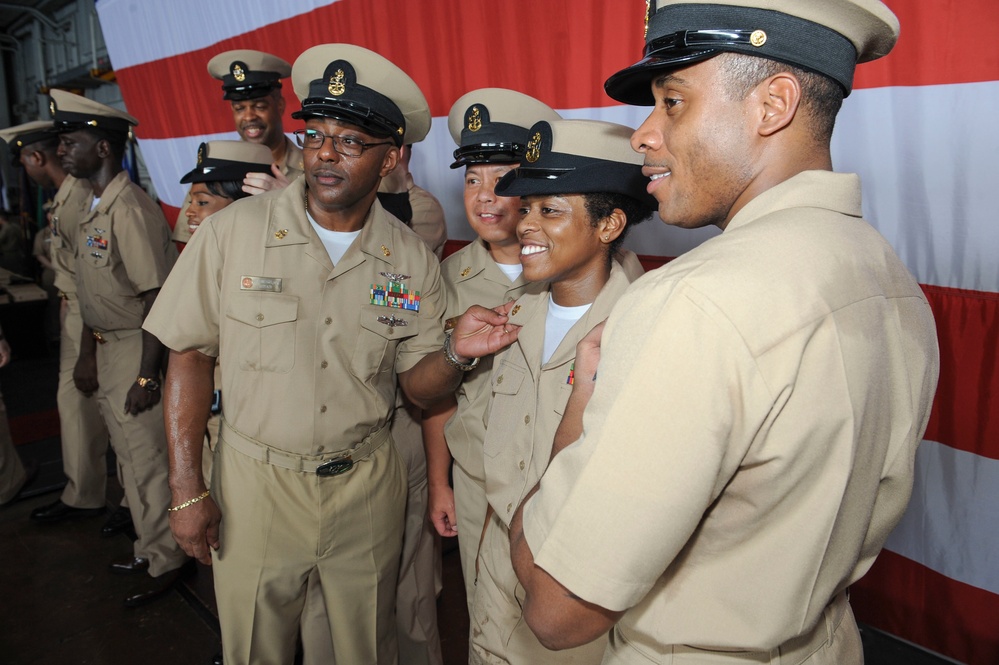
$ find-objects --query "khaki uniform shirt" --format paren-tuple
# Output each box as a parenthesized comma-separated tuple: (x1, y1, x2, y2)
(485, 262, 633, 527)
(145, 177, 446, 454)
(441, 239, 534, 482)
(49, 175, 93, 295)
(172, 137, 305, 244)
(75, 171, 177, 331)
(523, 171, 940, 660)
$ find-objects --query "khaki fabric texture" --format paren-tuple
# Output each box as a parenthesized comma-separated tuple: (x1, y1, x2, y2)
(470, 264, 633, 664)
(75, 171, 177, 332)
(57, 298, 109, 508)
(49, 175, 92, 294)
(523, 171, 939, 662)
(146, 176, 447, 455)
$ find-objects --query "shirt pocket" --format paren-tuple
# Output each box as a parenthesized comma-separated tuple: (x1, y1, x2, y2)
(225, 292, 299, 373)
(349, 305, 418, 383)
(483, 362, 526, 459)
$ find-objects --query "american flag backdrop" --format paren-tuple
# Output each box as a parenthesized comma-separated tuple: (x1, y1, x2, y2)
(93, 1, 999, 663)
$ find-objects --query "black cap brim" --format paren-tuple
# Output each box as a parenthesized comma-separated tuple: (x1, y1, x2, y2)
(604, 50, 720, 106)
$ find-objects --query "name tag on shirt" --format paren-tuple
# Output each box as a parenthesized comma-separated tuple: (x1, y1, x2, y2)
(240, 275, 283, 292)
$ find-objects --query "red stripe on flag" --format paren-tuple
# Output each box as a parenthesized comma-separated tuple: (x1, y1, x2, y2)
(115, 0, 645, 141)
(857, 0, 999, 90)
(852, 549, 999, 665)
(920, 284, 999, 461)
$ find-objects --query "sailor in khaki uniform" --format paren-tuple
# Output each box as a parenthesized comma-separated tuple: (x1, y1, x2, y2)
(173, 50, 304, 244)
(50, 90, 191, 605)
(0, 326, 35, 505)
(422, 89, 561, 611)
(509, 2, 940, 664)
(448, 119, 654, 664)
(145, 44, 519, 665)
(0, 121, 111, 524)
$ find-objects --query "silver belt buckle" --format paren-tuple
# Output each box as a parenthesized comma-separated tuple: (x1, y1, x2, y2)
(316, 455, 353, 477)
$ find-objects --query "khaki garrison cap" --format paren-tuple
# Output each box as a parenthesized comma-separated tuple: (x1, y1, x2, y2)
(207, 50, 292, 101)
(0, 120, 54, 158)
(495, 119, 657, 213)
(49, 89, 138, 138)
(291, 44, 430, 146)
(180, 141, 273, 184)
(447, 88, 562, 169)
(605, 0, 900, 104)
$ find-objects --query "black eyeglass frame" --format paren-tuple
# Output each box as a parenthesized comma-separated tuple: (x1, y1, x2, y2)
(293, 129, 394, 157)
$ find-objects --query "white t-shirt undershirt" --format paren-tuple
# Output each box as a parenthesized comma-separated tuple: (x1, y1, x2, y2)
(495, 261, 523, 283)
(307, 210, 360, 266)
(90, 197, 101, 211)
(543, 294, 591, 364)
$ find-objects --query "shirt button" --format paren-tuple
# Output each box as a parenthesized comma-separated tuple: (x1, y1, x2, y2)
(320, 405, 327, 413)
(519, 460, 525, 470)
(497, 375, 504, 385)
(320, 361, 328, 369)
(325, 317, 332, 325)
(256, 313, 264, 321)
(524, 415, 531, 424)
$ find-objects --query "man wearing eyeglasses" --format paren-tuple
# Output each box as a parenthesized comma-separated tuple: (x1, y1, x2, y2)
(145, 44, 515, 665)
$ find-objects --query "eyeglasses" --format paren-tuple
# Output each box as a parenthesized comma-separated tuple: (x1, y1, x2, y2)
(293, 129, 393, 157)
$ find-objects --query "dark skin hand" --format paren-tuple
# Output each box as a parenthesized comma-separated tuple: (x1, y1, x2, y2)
(164, 347, 219, 565)
(74, 323, 99, 396)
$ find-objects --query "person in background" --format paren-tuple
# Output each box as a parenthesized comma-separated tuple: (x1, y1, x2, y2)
(508, 2, 940, 664)
(0, 120, 117, 535)
(173, 49, 304, 246)
(51, 89, 190, 607)
(0, 325, 39, 506)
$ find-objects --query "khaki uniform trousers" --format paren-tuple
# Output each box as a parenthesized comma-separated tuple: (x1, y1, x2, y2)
(471, 512, 607, 665)
(0, 391, 25, 504)
(301, 391, 443, 665)
(214, 425, 408, 665)
(603, 593, 862, 665)
(453, 461, 487, 614)
(57, 297, 110, 508)
(92, 329, 186, 576)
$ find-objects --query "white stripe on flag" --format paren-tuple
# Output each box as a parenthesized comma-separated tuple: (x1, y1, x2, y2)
(834, 81, 999, 293)
(885, 439, 999, 596)
(95, 0, 343, 69)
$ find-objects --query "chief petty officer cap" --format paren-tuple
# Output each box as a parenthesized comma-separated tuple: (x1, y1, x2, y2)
(0, 120, 54, 160)
(180, 141, 274, 184)
(291, 44, 431, 147)
(495, 119, 657, 212)
(447, 88, 562, 169)
(605, 0, 900, 105)
(207, 49, 292, 101)
(49, 89, 138, 140)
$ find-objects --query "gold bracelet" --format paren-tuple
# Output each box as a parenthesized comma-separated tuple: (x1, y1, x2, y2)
(167, 490, 210, 513)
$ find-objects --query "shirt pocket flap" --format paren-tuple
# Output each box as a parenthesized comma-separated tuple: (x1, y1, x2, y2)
(358, 306, 418, 340)
(226, 293, 299, 329)
(492, 363, 525, 396)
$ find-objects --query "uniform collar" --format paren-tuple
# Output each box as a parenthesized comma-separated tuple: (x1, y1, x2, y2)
(725, 170, 862, 234)
(83, 170, 130, 222)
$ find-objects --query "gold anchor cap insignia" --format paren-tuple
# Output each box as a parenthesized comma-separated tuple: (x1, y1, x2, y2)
(468, 107, 482, 132)
(197, 143, 206, 165)
(232, 64, 246, 82)
(750, 30, 767, 47)
(525, 132, 542, 163)
(644, 0, 651, 38)
(328, 69, 346, 96)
